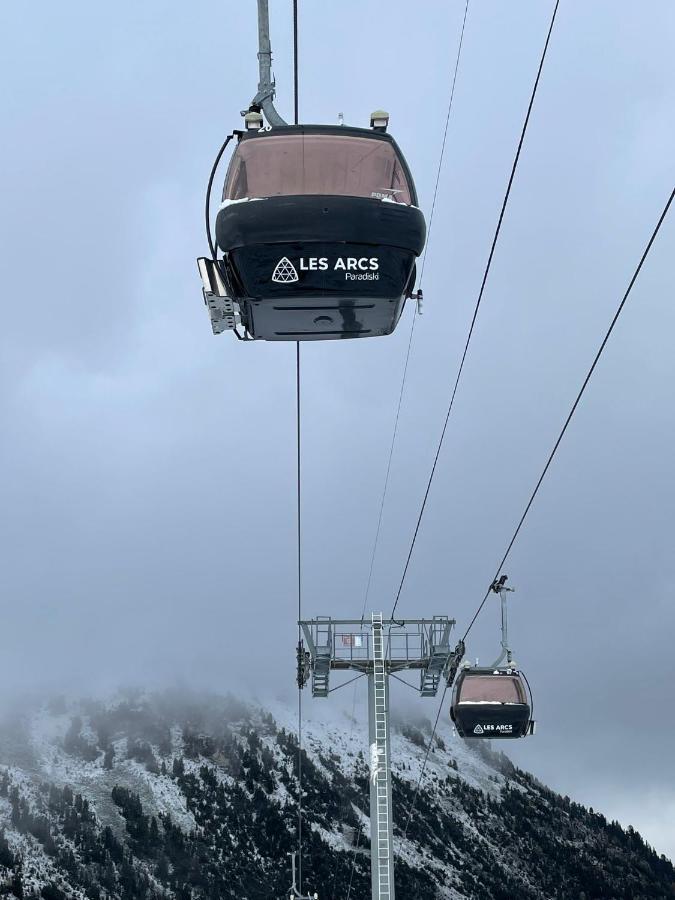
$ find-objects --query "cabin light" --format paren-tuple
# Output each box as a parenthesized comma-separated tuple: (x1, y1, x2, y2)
(244, 109, 264, 130)
(370, 109, 390, 131)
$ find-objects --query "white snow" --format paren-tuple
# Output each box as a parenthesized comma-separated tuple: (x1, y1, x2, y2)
(0, 693, 527, 899)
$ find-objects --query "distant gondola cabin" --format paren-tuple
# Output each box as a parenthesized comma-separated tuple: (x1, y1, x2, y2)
(451, 667, 535, 740)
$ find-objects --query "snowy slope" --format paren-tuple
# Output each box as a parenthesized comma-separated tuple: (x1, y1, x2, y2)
(0, 690, 672, 900)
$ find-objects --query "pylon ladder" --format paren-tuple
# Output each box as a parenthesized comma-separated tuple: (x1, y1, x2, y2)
(371, 612, 391, 900)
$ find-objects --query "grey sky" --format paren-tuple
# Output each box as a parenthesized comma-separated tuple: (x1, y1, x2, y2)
(1, 0, 674, 858)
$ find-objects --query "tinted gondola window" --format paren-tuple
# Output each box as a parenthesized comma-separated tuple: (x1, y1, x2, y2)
(459, 675, 526, 704)
(224, 134, 413, 204)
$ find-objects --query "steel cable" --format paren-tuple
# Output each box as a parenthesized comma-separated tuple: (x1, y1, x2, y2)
(461, 183, 675, 643)
(362, 0, 470, 626)
(392, 0, 561, 846)
(390, 0, 560, 621)
(293, 3, 304, 894)
(403, 183, 675, 850)
(401, 684, 448, 840)
(339, 6, 473, 896)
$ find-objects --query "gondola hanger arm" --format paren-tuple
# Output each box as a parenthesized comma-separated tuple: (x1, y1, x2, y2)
(490, 575, 515, 668)
(245, 0, 288, 127)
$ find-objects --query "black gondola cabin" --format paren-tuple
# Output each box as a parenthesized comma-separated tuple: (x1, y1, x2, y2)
(450, 667, 535, 740)
(212, 123, 426, 341)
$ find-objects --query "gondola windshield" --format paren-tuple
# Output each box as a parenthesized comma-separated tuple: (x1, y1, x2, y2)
(223, 133, 413, 203)
(458, 674, 527, 705)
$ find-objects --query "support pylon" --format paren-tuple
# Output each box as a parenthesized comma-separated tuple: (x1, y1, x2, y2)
(297, 614, 463, 900)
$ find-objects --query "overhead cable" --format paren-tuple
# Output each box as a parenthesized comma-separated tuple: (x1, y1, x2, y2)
(406, 183, 675, 846)
(390, 0, 560, 620)
(293, 3, 304, 894)
(462, 183, 675, 642)
(361, 0, 471, 622)
(396, 0, 562, 839)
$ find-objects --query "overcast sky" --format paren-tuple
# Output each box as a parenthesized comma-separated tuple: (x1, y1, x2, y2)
(1, 0, 674, 860)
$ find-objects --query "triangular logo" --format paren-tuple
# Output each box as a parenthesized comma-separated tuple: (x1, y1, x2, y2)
(272, 256, 299, 283)
(473, 724, 484, 735)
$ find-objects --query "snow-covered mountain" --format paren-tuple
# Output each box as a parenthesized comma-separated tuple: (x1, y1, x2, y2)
(0, 690, 672, 899)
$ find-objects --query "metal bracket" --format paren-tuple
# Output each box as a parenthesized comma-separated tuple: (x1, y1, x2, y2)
(445, 639, 466, 687)
(287, 852, 318, 900)
(296, 641, 311, 689)
(197, 257, 241, 334)
(410, 288, 424, 315)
